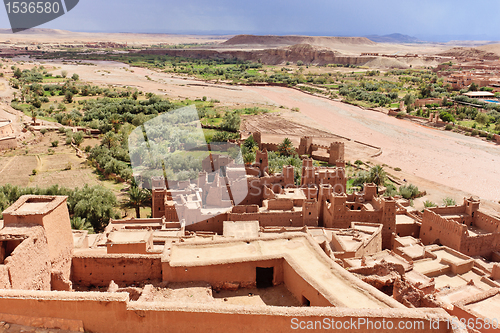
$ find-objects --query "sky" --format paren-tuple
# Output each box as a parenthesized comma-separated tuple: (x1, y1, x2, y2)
(1, 0, 500, 42)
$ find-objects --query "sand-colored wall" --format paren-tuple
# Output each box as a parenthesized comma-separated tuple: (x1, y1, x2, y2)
(462, 234, 500, 258)
(0, 137, 17, 150)
(1, 226, 51, 291)
(71, 255, 162, 287)
(41, 201, 74, 280)
(163, 259, 284, 289)
(282, 259, 333, 306)
(228, 211, 306, 227)
(107, 242, 149, 255)
(474, 211, 500, 234)
(186, 213, 228, 234)
(420, 210, 466, 249)
(0, 290, 456, 333)
(3, 197, 74, 282)
(396, 219, 421, 238)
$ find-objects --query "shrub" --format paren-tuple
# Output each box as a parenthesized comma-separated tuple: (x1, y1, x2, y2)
(396, 112, 406, 119)
(51, 140, 59, 147)
(424, 200, 437, 208)
(442, 197, 456, 206)
(64, 162, 72, 171)
(399, 184, 419, 199)
(394, 167, 402, 171)
(445, 124, 453, 131)
(471, 129, 479, 136)
(58, 127, 66, 134)
(32, 169, 38, 175)
(65, 137, 73, 145)
(40, 128, 47, 135)
(385, 184, 398, 197)
(440, 111, 455, 123)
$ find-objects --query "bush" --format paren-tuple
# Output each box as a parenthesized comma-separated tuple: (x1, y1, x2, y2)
(396, 112, 406, 119)
(394, 167, 402, 171)
(51, 140, 59, 147)
(424, 200, 437, 208)
(442, 197, 456, 206)
(58, 127, 66, 134)
(40, 128, 47, 135)
(385, 184, 398, 197)
(65, 137, 73, 145)
(445, 124, 453, 131)
(32, 169, 38, 175)
(399, 184, 419, 199)
(471, 129, 479, 136)
(440, 111, 455, 123)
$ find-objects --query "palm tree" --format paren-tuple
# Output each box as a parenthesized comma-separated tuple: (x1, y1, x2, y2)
(109, 114, 122, 133)
(71, 217, 94, 233)
(122, 186, 151, 218)
(278, 138, 295, 157)
(102, 131, 117, 149)
(368, 165, 386, 186)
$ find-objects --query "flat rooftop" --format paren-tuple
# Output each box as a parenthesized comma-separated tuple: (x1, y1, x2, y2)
(2, 196, 67, 216)
(463, 91, 495, 97)
(465, 294, 500, 320)
(107, 230, 152, 244)
(223, 221, 259, 239)
(433, 249, 470, 265)
(169, 236, 399, 309)
(396, 215, 418, 225)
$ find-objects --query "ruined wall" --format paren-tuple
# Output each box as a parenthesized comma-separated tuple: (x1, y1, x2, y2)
(0, 226, 51, 291)
(420, 210, 467, 250)
(0, 290, 454, 333)
(71, 255, 162, 287)
(3, 197, 74, 283)
(163, 259, 284, 289)
(40, 201, 74, 280)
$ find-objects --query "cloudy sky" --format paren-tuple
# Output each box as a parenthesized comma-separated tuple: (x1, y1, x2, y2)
(1, 0, 499, 41)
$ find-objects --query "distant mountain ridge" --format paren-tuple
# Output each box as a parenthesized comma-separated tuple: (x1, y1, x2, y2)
(365, 33, 422, 43)
(223, 35, 376, 47)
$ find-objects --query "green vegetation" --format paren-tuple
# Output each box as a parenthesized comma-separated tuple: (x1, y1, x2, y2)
(424, 200, 437, 208)
(442, 197, 456, 207)
(121, 186, 151, 218)
(0, 184, 118, 232)
(399, 184, 420, 200)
